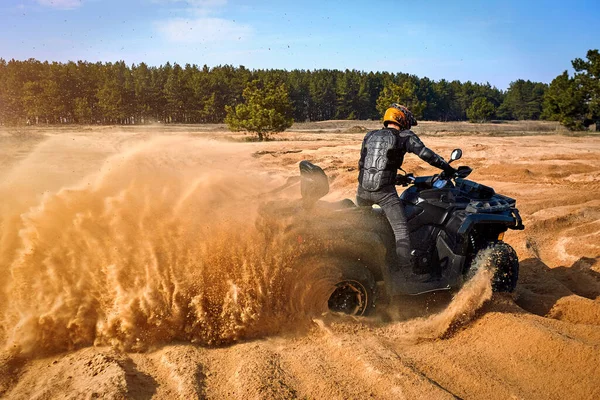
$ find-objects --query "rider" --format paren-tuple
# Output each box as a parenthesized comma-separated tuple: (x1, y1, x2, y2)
(357, 103, 456, 281)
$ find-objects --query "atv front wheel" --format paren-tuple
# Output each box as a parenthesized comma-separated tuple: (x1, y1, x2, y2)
(327, 260, 376, 316)
(469, 241, 519, 292)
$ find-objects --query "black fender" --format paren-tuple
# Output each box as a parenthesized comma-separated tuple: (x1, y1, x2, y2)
(295, 230, 389, 282)
(291, 207, 392, 282)
(443, 211, 520, 255)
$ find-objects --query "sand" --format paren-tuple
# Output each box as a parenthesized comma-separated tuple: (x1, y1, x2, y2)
(0, 124, 599, 399)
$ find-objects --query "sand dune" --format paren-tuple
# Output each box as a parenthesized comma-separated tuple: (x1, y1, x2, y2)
(0, 126, 599, 399)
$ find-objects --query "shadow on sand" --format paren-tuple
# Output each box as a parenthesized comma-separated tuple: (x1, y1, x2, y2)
(514, 256, 600, 317)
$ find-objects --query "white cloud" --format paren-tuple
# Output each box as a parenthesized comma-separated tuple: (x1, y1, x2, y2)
(157, 17, 252, 44)
(152, 0, 226, 15)
(37, 0, 83, 9)
(155, 0, 253, 44)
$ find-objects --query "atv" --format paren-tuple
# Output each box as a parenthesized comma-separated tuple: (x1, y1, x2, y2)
(293, 148, 524, 316)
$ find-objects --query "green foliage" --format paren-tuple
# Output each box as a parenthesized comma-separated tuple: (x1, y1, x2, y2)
(467, 97, 496, 123)
(334, 70, 370, 120)
(224, 80, 293, 141)
(74, 97, 92, 123)
(499, 79, 547, 120)
(429, 79, 462, 121)
(541, 49, 600, 131)
(22, 81, 46, 120)
(0, 58, 541, 127)
(573, 49, 600, 130)
(307, 70, 337, 121)
(164, 63, 187, 122)
(96, 77, 123, 123)
(376, 78, 426, 119)
(449, 81, 497, 121)
(542, 71, 586, 130)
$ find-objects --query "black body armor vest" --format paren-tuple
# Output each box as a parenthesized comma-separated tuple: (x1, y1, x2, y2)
(358, 127, 452, 193)
(358, 128, 403, 191)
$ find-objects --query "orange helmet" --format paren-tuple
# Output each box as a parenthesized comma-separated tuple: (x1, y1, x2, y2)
(383, 103, 417, 129)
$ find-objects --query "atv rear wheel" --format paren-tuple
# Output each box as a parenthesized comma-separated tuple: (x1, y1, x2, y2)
(327, 260, 376, 316)
(469, 241, 519, 292)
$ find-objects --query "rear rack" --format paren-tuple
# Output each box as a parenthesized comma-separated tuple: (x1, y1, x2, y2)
(464, 195, 524, 230)
(465, 195, 515, 213)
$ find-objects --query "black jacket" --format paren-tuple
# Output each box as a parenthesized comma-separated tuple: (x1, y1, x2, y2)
(358, 127, 451, 191)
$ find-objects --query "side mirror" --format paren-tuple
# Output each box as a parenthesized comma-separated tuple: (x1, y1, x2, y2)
(299, 160, 329, 208)
(450, 148, 462, 163)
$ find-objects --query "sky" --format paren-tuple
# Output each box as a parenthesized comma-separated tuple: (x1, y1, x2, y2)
(0, 0, 598, 89)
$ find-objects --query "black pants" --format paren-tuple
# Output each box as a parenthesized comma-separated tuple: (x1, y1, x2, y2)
(356, 185, 412, 267)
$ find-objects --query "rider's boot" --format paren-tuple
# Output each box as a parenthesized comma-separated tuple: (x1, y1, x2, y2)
(396, 240, 450, 294)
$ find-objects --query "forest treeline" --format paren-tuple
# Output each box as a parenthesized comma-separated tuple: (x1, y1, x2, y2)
(0, 51, 597, 129)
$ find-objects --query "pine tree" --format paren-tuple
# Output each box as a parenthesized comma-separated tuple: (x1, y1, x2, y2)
(467, 97, 496, 122)
(542, 71, 587, 130)
(572, 49, 600, 130)
(376, 79, 426, 119)
(225, 80, 293, 141)
(499, 80, 546, 120)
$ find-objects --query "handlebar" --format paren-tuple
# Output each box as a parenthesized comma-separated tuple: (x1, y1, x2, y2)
(395, 166, 473, 188)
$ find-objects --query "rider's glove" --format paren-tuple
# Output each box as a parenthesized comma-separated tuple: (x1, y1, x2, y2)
(445, 166, 458, 176)
(395, 173, 414, 186)
(441, 166, 457, 179)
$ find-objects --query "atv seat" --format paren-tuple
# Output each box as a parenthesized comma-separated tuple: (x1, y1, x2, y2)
(325, 198, 356, 210)
(357, 202, 421, 220)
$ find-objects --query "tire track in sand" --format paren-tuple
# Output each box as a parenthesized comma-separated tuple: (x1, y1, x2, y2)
(272, 328, 458, 400)
(128, 345, 208, 399)
(202, 341, 299, 399)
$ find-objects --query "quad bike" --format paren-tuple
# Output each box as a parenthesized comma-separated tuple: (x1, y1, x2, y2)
(293, 149, 524, 316)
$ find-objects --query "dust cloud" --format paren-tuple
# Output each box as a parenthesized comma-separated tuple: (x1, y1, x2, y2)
(0, 134, 497, 358)
(0, 137, 328, 355)
(0, 135, 498, 357)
